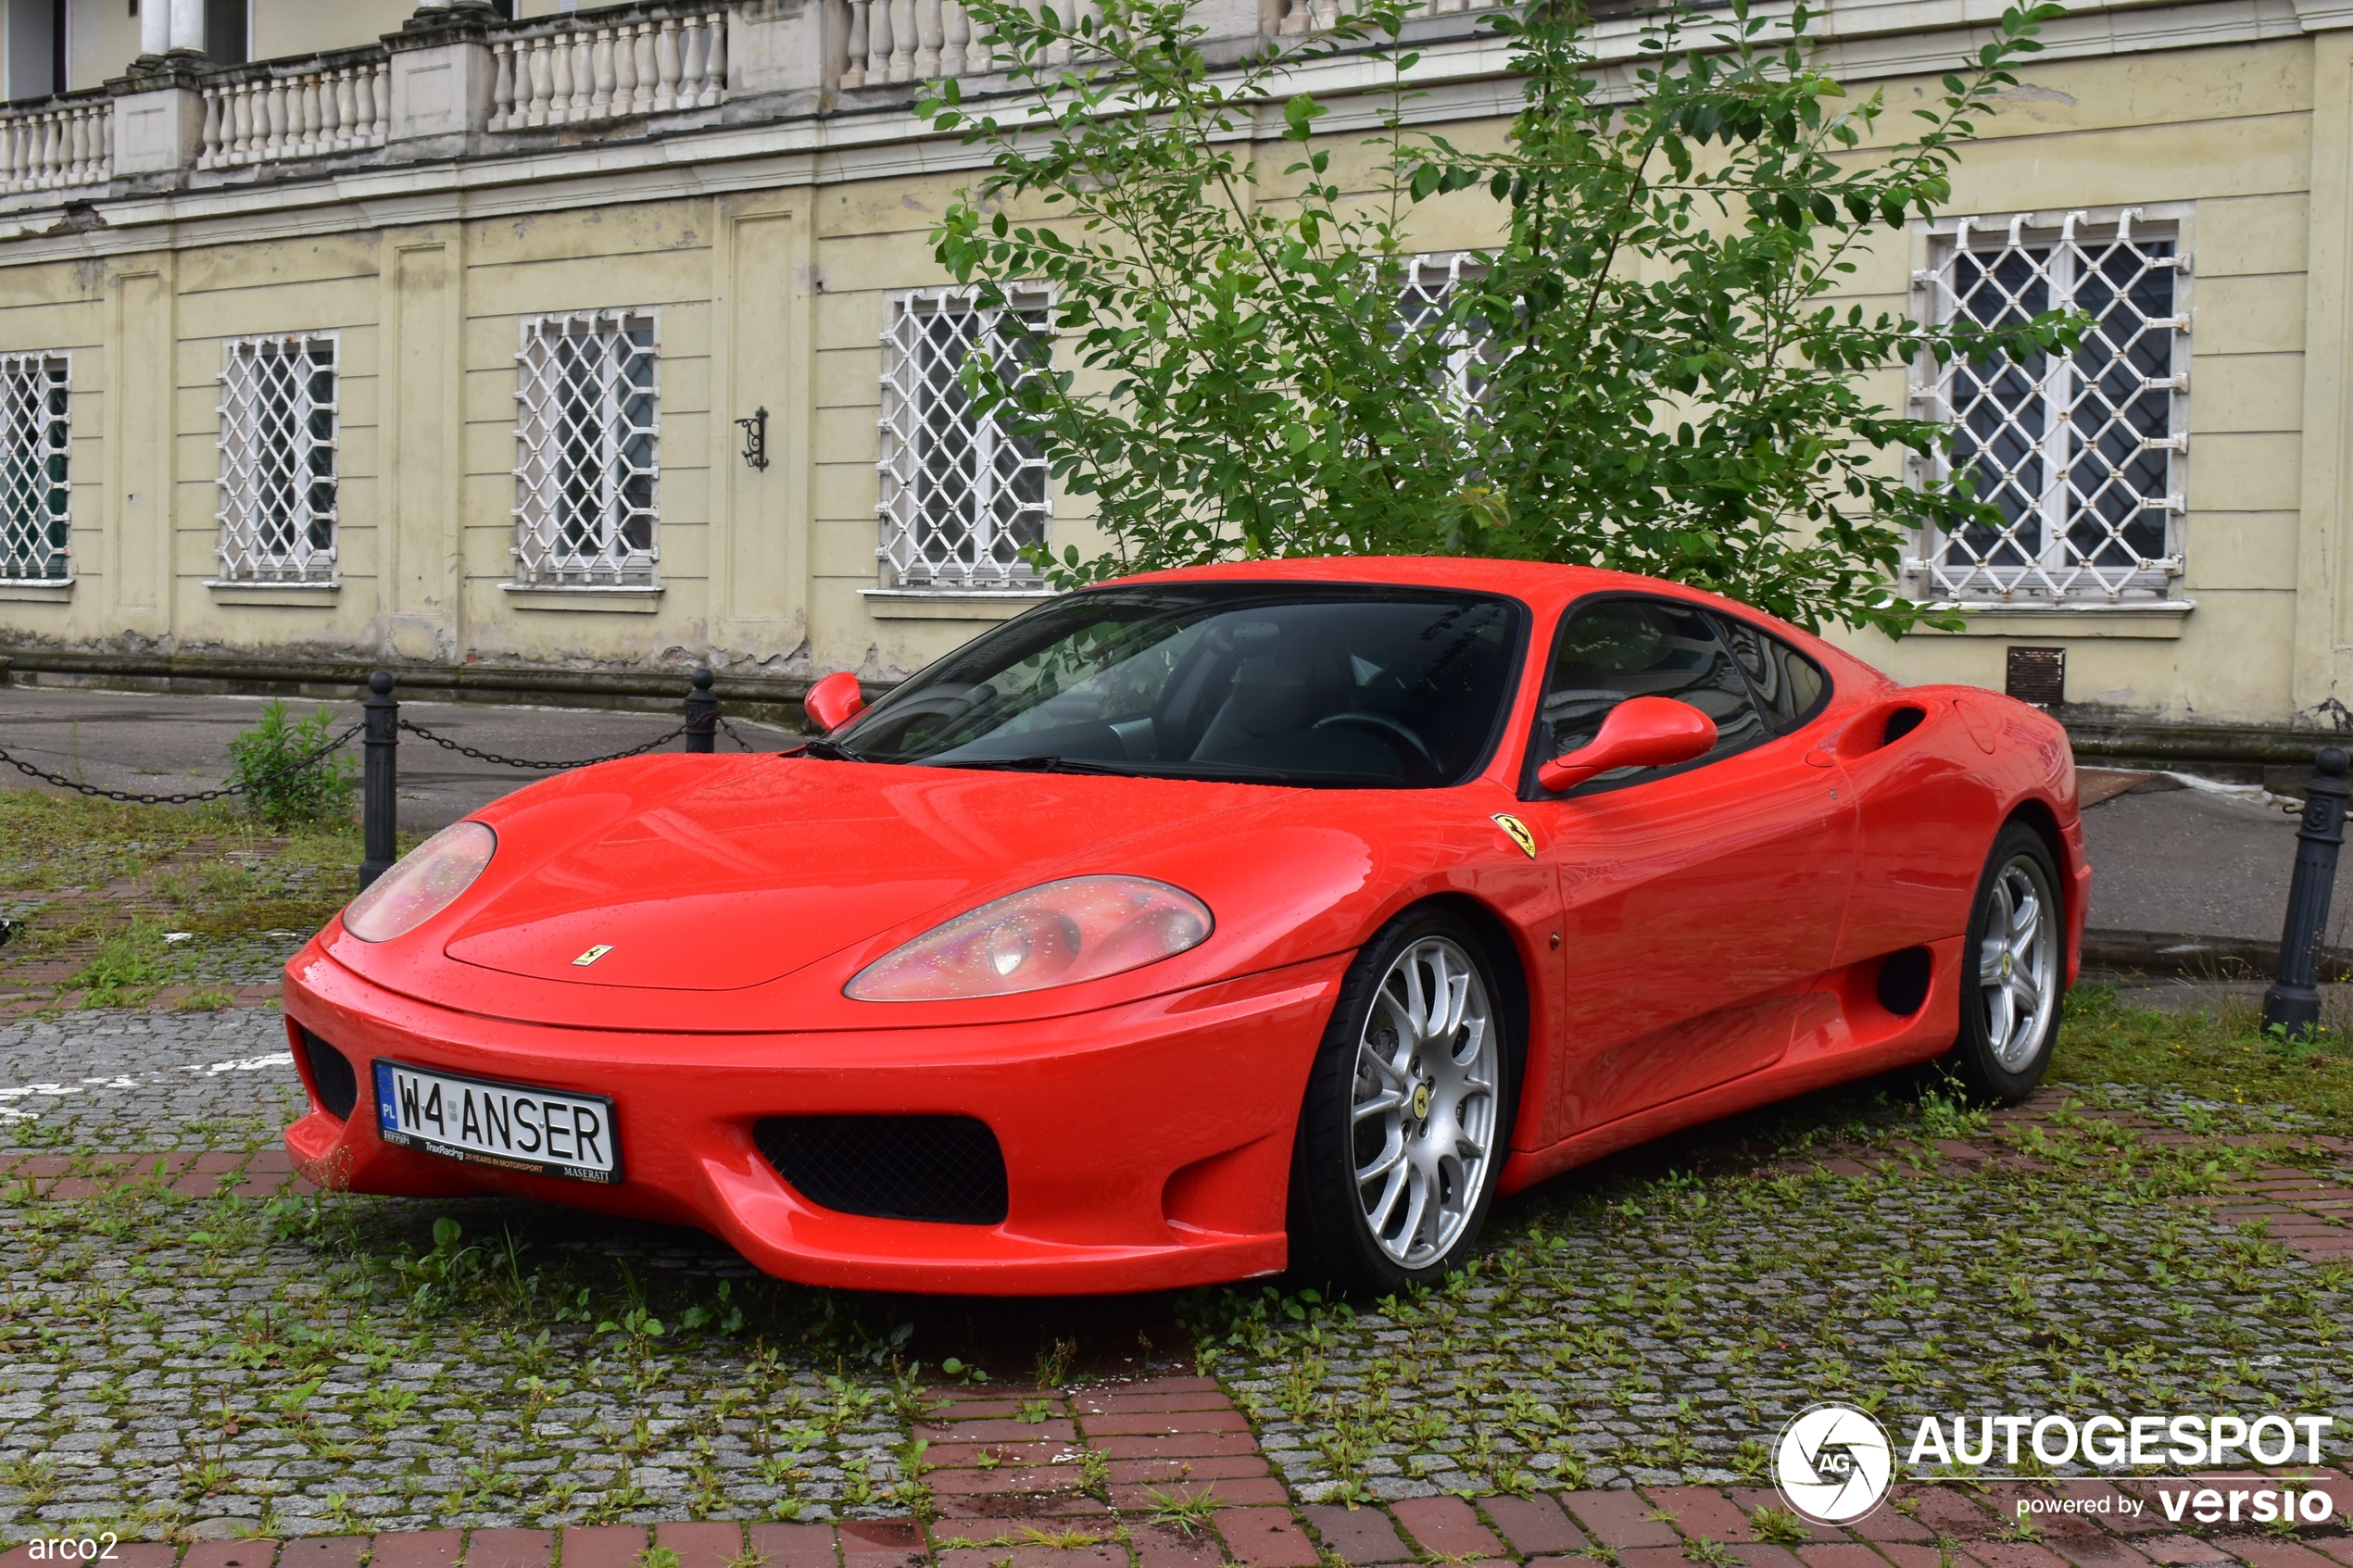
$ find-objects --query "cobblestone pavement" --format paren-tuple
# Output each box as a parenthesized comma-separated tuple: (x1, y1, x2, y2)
(3, 1010, 2350, 1568)
(1214, 1085, 2353, 1505)
(0, 1012, 304, 1150)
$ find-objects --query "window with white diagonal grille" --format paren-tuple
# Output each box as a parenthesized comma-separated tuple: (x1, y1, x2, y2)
(511, 310, 660, 587)
(1908, 212, 2190, 604)
(877, 286, 1051, 591)
(215, 333, 338, 584)
(1, 353, 69, 583)
(1397, 252, 1492, 413)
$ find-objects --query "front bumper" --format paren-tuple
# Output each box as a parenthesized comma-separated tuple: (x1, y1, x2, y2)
(281, 942, 1346, 1295)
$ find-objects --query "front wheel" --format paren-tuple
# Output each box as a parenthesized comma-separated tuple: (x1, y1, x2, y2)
(1288, 910, 1515, 1293)
(1946, 822, 2065, 1101)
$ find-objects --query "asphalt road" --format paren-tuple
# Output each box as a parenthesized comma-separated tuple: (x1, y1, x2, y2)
(0, 683, 2328, 944)
(0, 682, 796, 834)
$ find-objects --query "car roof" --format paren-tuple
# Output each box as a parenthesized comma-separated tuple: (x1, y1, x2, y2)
(1108, 556, 1750, 620)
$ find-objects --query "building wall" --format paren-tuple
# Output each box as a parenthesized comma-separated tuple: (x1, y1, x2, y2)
(0, 12, 2343, 730)
(1823, 39, 2319, 728)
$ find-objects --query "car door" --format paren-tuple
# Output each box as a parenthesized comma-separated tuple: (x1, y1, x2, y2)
(1514, 596, 1856, 1133)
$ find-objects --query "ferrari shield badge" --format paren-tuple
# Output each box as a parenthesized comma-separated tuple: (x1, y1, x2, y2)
(1491, 813, 1538, 859)
(573, 944, 615, 967)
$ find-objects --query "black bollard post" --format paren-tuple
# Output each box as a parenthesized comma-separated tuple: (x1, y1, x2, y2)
(684, 667, 717, 753)
(359, 670, 399, 891)
(2261, 746, 2351, 1040)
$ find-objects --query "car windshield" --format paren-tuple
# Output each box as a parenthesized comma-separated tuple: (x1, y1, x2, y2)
(828, 583, 1526, 787)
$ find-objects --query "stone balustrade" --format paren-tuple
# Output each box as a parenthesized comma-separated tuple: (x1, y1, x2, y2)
(199, 61, 391, 170)
(839, 0, 1004, 87)
(0, 94, 113, 194)
(488, 10, 728, 131)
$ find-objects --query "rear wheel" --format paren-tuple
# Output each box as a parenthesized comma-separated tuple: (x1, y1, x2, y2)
(1946, 822, 2064, 1101)
(1288, 909, 1515, 1293)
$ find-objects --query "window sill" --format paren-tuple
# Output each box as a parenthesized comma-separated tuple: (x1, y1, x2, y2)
(862, 587, 1057, 621)
(0, 580, 72, 602)
(1916, 600, 2195, 640)
(502, 584, 665, 614)
(206, 580, 340, 607)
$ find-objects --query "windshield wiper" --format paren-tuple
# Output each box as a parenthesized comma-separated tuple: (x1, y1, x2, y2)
(790, 736, 868, 762)
(928, 755, 1394, 787)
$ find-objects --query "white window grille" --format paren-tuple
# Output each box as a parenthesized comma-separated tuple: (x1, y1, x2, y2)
(1397, 252, 1492, 413)
(1907, 210, 2190, 604)
(215, 333, 339, 584)
(0, 352, 69, 583)
(877, 285, 1051, 591)
(511, 309, 661, 587)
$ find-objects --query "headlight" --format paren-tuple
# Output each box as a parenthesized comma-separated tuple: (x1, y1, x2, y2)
(846, 875, 1214, 1001)
(342, 821, 497, 943)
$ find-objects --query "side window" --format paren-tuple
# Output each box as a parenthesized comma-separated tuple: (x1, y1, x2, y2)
(1711, 614, 1830, 733)
(1534, 598, 1771, 792)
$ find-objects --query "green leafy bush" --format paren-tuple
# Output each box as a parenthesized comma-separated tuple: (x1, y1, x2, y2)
(925, 0, 2075, 635)
(226, 700, 356, 828)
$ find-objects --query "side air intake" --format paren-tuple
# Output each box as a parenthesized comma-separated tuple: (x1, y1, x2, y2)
(754, 1115, 1009, 1225)
(298, 1027, 359, 1121)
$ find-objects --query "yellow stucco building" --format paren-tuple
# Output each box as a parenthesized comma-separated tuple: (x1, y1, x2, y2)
(0, 0, 2343, 774)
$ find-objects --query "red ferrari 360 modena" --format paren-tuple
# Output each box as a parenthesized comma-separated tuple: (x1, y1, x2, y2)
(281, 558, 2085, 1296)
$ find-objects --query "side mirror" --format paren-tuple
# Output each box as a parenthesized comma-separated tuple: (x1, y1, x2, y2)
(803, 670, 867, 734)
(1537, 696, 1717, 794)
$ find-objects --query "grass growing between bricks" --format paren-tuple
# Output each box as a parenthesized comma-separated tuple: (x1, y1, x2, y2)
(2052, 985, 2353, 1124)
(1193, 1076, 2352, 1505)
(0, 787, 419, 1014)
(0, 1179, 942, 1544)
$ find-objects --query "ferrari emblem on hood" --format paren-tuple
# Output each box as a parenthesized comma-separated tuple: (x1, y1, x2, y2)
(573, 944, 615, 967)
(1491, 813, 1538, 859)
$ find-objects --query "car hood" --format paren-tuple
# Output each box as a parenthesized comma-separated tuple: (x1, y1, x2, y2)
(318, 752, 1432, 1031)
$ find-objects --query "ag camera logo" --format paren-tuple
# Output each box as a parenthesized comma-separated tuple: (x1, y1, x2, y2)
(1776, 1403, 1894, 1524)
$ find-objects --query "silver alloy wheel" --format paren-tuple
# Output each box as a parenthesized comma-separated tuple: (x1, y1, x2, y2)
(1978, 852, 2059, 1071)
(1350, 935, 1499, 1269)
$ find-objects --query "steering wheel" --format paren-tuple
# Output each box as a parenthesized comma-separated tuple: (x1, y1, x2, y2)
(1313, 711, 1441, 776)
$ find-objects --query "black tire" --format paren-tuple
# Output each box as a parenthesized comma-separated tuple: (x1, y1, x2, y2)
(1945, 821, 2066, 1101)
(1288, 907, 1518, 1294)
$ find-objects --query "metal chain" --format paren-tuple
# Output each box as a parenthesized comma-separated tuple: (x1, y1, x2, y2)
(0, 721, 362, 806)
(396, 719, 689, 771)
(717, 716, 759, 752)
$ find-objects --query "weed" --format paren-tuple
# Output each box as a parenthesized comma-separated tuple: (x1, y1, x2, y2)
(227, 700, 357, 828)
(1749, 1510, 1810, 1549)
(1146, 1484, 1220, 1537)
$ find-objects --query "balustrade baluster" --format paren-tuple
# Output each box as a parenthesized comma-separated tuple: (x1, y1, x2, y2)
(37, 116, 57, 188)
(491, 43, 514, 131)
(589, 29, 615, 118)
(333, 69, 355, 148)
(634, 25, 659, 112)
(550, 35, 576, 122)
(371, 64, 388, 143)
(60, 113, 80, 184)
(307, 77, 326, 156)
(864, 0, 891, 85)
(888, 0, 916, 78)
(656, 19, 683, 110)
(225, 84, 247, 161)
(942, 2, 968, 76)
(573, 34, 595, 119)
(842, 0, 870, 86)
(701, 12, 727, 105)
(525, 37, 552, 126)
(680, 17, 707, 106)
(611, 24, 641, 112)
(913, 0, 942, 78)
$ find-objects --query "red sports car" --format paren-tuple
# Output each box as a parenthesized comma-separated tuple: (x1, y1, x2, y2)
(281, 558, 2084, 1296)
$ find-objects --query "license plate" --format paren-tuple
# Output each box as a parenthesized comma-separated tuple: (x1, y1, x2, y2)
(372, 1060, 622, 1184)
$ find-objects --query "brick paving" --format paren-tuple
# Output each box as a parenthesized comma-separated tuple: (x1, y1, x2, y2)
(6, 1461, 2348, 1568)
